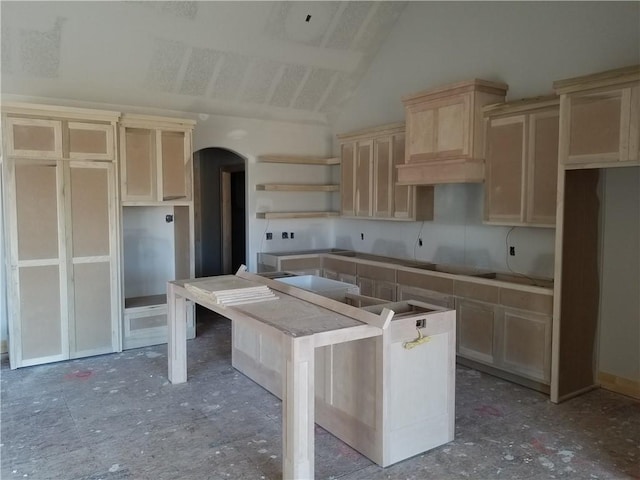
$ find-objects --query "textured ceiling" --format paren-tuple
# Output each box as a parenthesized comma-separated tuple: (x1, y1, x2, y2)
(0, 1, 407, 124)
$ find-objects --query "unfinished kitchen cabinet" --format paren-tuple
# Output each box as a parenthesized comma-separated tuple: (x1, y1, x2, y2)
(398, 79, 508, 185)
(456, 298, 498, 366)
(122, 205, 195, 349)
(339, 123, 433, 220)
(321, 256, 357, 285)
(2, 104, 121, 368)
(4, 104, 117, 161)
(484, 97, 559, 227)
(356, 263, 397, 301)
(120, 114, 195, 203)
(554, 65, 640, 168)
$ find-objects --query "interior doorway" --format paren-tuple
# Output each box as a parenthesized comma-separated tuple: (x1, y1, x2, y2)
(193, 148, 246, 277)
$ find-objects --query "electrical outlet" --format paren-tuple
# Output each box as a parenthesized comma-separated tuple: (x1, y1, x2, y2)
(282, 232, 288, 239)
(509, 246, 516, 256)
(266, 232, 272, 240)
(290, 232, 294, 239)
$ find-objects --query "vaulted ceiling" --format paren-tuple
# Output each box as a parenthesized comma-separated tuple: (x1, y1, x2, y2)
(1, 1, 407, 124)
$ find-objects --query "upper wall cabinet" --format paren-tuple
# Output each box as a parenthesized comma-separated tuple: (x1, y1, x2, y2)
(119, 114, 196, 204)
(3, 103, 118, 161)
(553, 65, 640, 168)
(483, 97, 560, 227)
(398, 79, 508, 185)
(338, 123, 433, 221)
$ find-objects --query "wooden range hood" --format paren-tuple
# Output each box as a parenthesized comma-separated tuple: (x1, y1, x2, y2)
(397, 79, 508, 185)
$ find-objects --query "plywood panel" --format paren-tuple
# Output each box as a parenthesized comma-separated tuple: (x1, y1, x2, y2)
(341, 143, 355, 216)
(569, 95, 621, 157)
(437, 102, 465, 153)
(68, 123, 112, 158)
(124, 127, 154, 197)
(502, 309, 550, 382)
(407, 109, 435, 160)
(9, 119, 61, 156)
(70, 166, 110, 257)
(392, 133, 411, 217)
(454, 280, 500, 304)
(355, 141, 372, 216)
(15, 163, 59, 260)
(397, 270, 454, 294)
(486, 120, 524, 220)
(373, 137, 392, 217)
(20, 265, 62, 360)
(73, 262, 113, 353)
(457, 299, 495, 364)
(162, 131, 188, 200)
(174, 206, 191, 281)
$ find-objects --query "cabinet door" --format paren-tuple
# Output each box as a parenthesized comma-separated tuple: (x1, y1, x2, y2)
(355, 140, 373, 217)
(340, 142, 356, 216)
(485, 116, 526, 224)
(500, 307, 551, 383)
(392, 133, 413, 219)
(406, 95, 470, 163)
(121, 126, 156, 201)
(68, 122, 115, 160)
(630, 86, 640, 163)
(68, 162, 118, 357)
(5, 118, 62, 159)
(160, 130, 191, 201)
(563, 88, 628, 165)
(9, 161, 66, 366)
(456, 298, 497, 365)
(527, 111, 559, 225)
(373, 136, 393, 218)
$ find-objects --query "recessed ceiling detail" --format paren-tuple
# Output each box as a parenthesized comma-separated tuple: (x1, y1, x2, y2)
(1, 1, 407, 125)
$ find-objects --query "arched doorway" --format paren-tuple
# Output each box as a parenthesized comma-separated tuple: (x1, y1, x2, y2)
(193, 147, 246, 277)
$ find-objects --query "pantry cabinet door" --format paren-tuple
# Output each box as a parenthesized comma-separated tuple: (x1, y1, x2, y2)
(68, 162, 119, 357)
(9, 161, 66, 366)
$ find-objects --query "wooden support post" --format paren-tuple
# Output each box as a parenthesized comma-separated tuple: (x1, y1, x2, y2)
(167, 283, 187, 384)
(283, 335, 315, 480)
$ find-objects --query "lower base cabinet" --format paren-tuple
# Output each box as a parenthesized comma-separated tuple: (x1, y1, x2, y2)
(231, 300, 456, 467)
(123, 298, 195, 350)
(456, 298, 552, 385)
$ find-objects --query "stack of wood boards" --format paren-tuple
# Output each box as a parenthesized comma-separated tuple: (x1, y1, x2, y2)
(184, 277, 278, 307)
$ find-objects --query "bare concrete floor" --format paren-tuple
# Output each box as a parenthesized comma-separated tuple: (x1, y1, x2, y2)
(2, 312, 639, 480)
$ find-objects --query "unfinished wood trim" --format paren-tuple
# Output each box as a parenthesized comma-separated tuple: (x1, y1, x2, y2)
(120, 113, 195, 129)
(341, 141, 356, 216)
(402, 79, 508, 105)
(454, 279, 500, 304)
(67, 122, 115, 160)
(221, 171, 232, 274)
(396, 269, 454, 295)
(396, 159, 484, 185)
(597, 371, 640, 400)
(619, 88, 632, 162)
(259, 155, 340, 165)
(483, 96, 559, 116)
(553, 64, 640, 95)
(255, 183, 339, 192)
(337, 122, 405, 142)
(174, 205, 193, 281)
(256, 211, 340, 219)
(5, 117, 63, 158)
(2, 102, 120, 122)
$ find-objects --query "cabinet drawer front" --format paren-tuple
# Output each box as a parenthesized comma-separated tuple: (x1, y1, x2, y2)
(279, 257, 321, 272)
(500, 288, 553, 315)
(322, 257, 357, 276)
(68, 122, 115, 160)
(454, 279, 499, 304)
(397, 270, 454, 294)
(397, 285, 454, 309)
(6, 118, 62, 158)
(357, 263, 396, 282)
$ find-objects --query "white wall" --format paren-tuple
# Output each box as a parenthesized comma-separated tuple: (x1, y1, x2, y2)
(331, 1, 639, 277)
(192, 113, 338, 272)
(598, 167, 640, 383)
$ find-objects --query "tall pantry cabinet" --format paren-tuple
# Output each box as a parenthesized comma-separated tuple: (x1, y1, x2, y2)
(2, 104, 121, 368)
(2, 104, 196, 368)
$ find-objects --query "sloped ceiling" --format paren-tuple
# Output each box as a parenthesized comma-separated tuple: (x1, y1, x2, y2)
(1, 1, 407, 124)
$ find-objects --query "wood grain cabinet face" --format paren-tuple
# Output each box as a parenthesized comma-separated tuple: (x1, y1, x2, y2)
(554, 67, 640, 166)
(484, 103, 559, 227)
(120, 124, 193, 203)
(406, 95, 470, 163)
(456, 298, 498, 366)
(338, 125, 433, 221)
(397, 284, 455, 309)
(500, 307, 552, 383)
(68, 122, 115, 160)
(5, 118, 63, 158)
